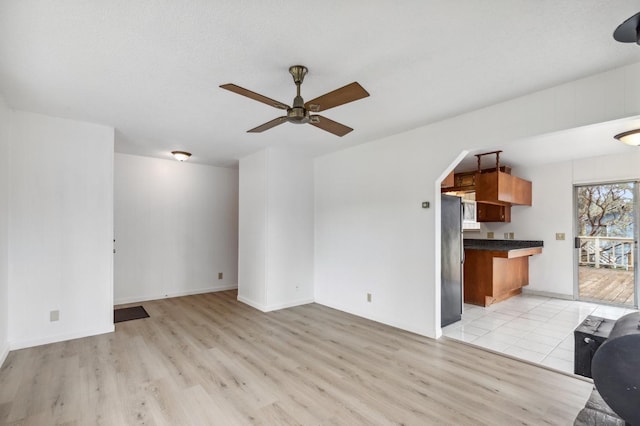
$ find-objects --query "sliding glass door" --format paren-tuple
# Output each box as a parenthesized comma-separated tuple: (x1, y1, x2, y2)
(574, 181, 638, 307)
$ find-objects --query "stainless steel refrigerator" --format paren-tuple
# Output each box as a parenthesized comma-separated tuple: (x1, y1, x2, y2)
(441, 194, 463, 327)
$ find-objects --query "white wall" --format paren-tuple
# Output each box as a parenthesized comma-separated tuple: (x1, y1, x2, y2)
(314, 134, 450, 337)
(238, 150, 268, 307)
(0, 96, 10, 365)
(265, 149, 314, 309)
(238, 148, 314, 311)
(313, 62, 640, 338)
(113, 153, 238, 304)
(480, 150, 640, 297)
(8, 111, 114, 349)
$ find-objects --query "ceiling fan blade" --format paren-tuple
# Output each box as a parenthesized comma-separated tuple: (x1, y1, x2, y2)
(247, 116, 288, 133)
(220, 84, 289, 110)
(309, 115, 353, 137)
(304, 82, 369, 112)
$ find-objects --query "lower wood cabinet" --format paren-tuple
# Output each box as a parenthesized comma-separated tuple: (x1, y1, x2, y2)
(463, 246, 542, 307)
(477, 202, 511, 222)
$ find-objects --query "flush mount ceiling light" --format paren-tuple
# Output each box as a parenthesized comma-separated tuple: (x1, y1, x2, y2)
(171, 151, 191, 161)
(614, 129, 640, 146)
(614, 11, 640, 44)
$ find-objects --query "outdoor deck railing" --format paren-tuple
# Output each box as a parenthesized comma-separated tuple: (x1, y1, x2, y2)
(578, 236, 634, 270)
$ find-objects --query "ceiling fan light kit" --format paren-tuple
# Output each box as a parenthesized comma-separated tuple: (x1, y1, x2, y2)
(220, 65, 369, 137)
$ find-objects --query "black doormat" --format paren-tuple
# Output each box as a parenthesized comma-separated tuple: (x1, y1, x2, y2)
(114, 306, 150, 323)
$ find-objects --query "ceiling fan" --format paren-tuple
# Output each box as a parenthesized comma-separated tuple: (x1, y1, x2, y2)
(220, 65, 369, 137)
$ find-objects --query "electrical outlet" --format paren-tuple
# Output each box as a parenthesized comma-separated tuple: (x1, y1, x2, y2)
(367, 293, 372, 303)
(50, 310, 59, 322)
(504, 232, 509, 239)
(508, 232, 515, 240)
(556, 233, 565, 240)
(487, 232, 494, 239)
(421, 201, 430, 209)
(218, 272, 223, 279)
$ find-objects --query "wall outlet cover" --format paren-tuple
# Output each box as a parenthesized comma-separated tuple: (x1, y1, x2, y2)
(556, 233, 565, 240)
(218, 272, 223, 279)
(421, 201, 430, 209)
(367, 293, 372, 302)
(50, 310, 59, 322)
(487, 232, 494, 239)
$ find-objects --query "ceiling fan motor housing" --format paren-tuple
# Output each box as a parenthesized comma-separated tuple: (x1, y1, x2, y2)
(287, 106, 309, 124)
(613, 11, 640, 44)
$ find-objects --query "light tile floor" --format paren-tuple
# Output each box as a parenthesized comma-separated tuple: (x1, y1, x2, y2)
(442, 294, 638, 374)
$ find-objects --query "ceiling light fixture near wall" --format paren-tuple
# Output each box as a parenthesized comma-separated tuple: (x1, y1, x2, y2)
(171, 151, 191, 161)
(614, 11, 640, 44)
(614, 129, 640, 146)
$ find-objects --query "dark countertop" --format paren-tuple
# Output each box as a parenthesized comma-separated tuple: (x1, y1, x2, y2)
(463, 239, 544, 251)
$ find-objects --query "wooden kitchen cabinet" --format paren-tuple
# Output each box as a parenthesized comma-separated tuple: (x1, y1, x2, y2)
(441, 171, 476, 193)
(454, 171, 476, 189)
(477, 202, 511, 222)
(476, 171, 532, 206)
(440, 166, 516, 194)
(441, 170, 455, 188)
(463, 242, 543, 307)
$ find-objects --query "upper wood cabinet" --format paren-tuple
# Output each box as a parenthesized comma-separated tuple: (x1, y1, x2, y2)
(475, 171, 532, 206)
(454, 171, 476, 189)
(477, 202, 511, 222)
(440, 171, 476, 192)
(440, 166, 514, 194)
(441, 170, 455, 188)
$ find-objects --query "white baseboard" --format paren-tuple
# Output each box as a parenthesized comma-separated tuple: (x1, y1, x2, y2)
(114, 285, 238, 306)
(236, 296, 314, 312)
(9, 325, 115, 351)
(264, 298, 314, 312)
(237, 295, 267, 311)
(314, 297, 434, 339)
(0, 340, 9, 368)
(521, 288, 574, 300)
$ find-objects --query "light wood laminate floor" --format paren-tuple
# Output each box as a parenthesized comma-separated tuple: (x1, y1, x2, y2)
(0, 290, 592, 425)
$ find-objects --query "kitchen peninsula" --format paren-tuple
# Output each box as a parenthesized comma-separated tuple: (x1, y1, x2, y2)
(463, 239, 543, 307)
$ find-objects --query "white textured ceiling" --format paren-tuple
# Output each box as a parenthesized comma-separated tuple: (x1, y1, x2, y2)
(454, 116, 640, 173)
(1, 1, 640, 167)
